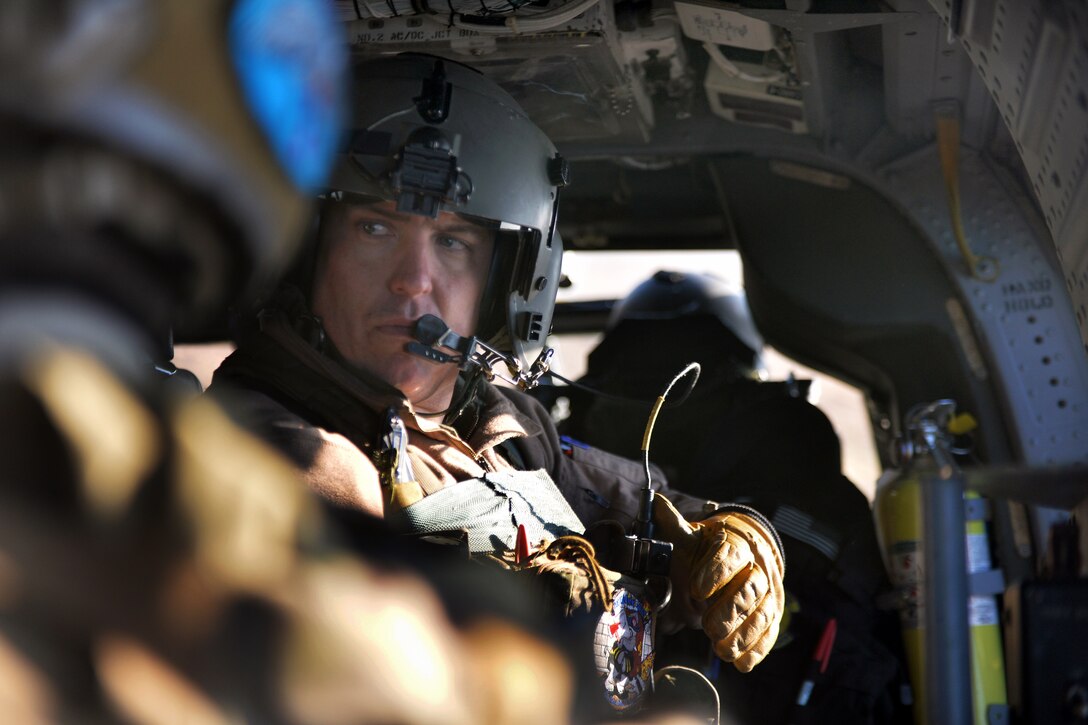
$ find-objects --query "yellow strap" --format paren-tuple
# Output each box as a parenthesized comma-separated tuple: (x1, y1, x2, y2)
(935, 103, 999, 281)
(375, 448, 435, 512)
(388, 481, 425, 510)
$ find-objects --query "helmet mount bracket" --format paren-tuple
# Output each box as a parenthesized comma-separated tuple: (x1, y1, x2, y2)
(414, 60, 452, 123)
(389, 127, 473, 218)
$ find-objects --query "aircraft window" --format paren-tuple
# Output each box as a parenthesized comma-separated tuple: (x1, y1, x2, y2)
(555, 249, 881, 499)
(173, 341, 234, 391)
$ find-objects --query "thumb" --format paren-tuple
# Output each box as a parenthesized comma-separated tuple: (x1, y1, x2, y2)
(651, 494, 695, 540)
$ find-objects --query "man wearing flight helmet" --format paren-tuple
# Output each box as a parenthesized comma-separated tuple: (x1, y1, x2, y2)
(0, 3, 577, 721)
(212, 53, 786, 686)
(559, 271, 909, 723)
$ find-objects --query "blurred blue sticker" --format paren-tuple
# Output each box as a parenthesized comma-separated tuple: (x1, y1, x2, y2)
(230, 0, 347, 190)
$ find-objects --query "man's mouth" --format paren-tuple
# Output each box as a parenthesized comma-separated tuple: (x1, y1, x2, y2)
(375, 323, 416, 338)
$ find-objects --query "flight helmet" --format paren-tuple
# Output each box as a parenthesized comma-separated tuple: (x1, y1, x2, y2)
(324, 53, 568, 371)
(609, 270, 766, 379)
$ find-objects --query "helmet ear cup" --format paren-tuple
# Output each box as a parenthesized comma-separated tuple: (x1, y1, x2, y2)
(227, 199, 325, 344)
(477, 231, 521, 346)
(284, 201, 328, 302)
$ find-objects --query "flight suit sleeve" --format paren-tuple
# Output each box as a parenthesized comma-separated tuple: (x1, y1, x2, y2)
(550, 438, 716, 528)
(209, 385, 385, 517)
(496, 387, 714, 527)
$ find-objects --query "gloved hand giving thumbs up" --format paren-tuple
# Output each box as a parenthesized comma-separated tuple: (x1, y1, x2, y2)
(653, 494, 785, 672)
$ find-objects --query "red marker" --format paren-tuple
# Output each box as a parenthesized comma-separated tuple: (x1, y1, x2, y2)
(514, 523, 529, 565)
(796, 617, 837, 708)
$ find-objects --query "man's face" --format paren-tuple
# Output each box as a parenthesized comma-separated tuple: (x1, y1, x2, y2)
(311, 199, 495, 412)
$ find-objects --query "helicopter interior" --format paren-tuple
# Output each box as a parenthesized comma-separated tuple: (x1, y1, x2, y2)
(10, 0, 1088, 723)
(335, 0, 1087, 472)
(328, 1, 1088, 721)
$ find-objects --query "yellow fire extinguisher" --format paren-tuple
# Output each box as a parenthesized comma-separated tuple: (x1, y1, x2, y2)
(874, 400, 1007, 725)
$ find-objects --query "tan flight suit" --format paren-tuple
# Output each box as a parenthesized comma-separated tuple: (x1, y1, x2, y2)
(210, 307, 717, 527)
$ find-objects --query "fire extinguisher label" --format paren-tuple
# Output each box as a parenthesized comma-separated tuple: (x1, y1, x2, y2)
(965, 533, 1000, 626)
(889, 540, 923, 629)
(968, 596, 1000, 627)
(965, 532, 992, 572)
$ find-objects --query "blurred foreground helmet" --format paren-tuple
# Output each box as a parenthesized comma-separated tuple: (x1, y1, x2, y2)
(610, 270, 766, 379)
(0, 0, 347, 322)
(327, 53, 567, 370)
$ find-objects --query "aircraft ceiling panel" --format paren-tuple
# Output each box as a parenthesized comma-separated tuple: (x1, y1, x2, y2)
(882, 9, 998, 149)
(346, 4, 656, 145)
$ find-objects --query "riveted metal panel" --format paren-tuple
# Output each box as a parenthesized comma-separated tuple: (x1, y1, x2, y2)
(928, 0, 1088, 359)
(881, 147, 1088, 465)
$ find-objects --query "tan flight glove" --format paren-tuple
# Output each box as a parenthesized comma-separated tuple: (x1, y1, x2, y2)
(653, 495, 785, 672)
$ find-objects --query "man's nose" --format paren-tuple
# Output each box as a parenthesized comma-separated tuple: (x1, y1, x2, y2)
(387, 233, 434, 297)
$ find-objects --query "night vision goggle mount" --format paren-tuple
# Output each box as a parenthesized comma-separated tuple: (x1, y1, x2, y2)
(390, 126, 473, 219)
(343, 59, 472, 219)
(407, 314, 553, 391)
(343, 123, 472, 220)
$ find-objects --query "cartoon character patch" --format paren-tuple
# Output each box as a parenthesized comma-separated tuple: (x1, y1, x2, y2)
(593, 585, 655, 711)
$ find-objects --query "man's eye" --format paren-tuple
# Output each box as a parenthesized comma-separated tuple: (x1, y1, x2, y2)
(437, 235, 469, 251)
(358, 221, 391, 236)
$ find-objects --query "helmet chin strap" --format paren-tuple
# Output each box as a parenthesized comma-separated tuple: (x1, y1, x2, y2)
(405, 314, 553, 391)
